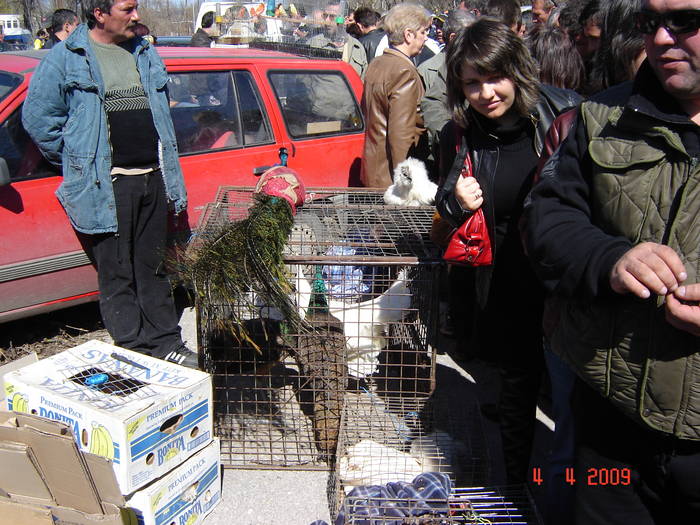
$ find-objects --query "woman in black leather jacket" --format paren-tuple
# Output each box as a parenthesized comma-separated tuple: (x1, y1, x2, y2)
(435, 18, 581, 485)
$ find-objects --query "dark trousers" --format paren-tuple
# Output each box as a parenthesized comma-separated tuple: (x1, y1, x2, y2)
(574, 381, 700, 524)
(87, 171, 182, 356)
(476, 256, 545, 485)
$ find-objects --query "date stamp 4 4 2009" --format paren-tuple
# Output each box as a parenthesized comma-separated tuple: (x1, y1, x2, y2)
(532, 467, 632, 486)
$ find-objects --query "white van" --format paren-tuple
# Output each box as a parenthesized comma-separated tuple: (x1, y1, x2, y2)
(0, 14, 29, 37)
(195, 1, 284, 44)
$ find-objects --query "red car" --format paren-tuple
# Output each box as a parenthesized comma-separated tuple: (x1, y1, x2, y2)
(0, 47, 365, 322)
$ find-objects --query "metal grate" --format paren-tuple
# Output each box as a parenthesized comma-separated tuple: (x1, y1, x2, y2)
(334, 484, 541, 524)
(204, 186, 440, 262)
(53, 352, 160, 410)
(196, 188, 442, 469)
(329, 392, 490, 518)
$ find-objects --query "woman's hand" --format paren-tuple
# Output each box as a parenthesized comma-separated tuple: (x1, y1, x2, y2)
(455, 175, 484, 211)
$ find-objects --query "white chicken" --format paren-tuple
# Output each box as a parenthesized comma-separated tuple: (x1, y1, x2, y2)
(327, 269, 412, 377)
(384, 157, 438, 206)
(339, 439, 423, 493)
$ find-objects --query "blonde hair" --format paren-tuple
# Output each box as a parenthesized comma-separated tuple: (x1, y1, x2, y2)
(381, 3, 432, 46)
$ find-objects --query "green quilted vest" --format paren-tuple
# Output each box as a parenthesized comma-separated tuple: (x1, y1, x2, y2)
(552, 99, 700, 440)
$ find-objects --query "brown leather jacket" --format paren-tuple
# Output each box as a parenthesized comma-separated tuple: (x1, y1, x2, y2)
(360, 48, 426, 188)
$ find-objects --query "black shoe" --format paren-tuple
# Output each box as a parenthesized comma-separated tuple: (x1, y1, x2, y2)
(162, 344, 199, 369)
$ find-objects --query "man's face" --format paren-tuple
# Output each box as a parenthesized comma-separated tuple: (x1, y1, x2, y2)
(644, 0, 700, 103)
(405, 25, 429, 57)
(95, 0, 140, 43)
(532, 0, 552, 24)
(576, 18, 602, 60)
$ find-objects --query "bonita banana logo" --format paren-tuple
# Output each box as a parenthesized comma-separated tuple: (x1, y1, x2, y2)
(179, 501, 202, 525)
(151, 489, 165, 510)
(157, 436, 184, 466)
(12, 392, 29, 413)
(127, 415, 145, 439)
(89, 422, 115, 460)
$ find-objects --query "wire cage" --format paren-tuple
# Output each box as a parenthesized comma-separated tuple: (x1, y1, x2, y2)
(195, 187, 443, 469)
(334, 483, 542, 524)
(329, 392, 490, 518)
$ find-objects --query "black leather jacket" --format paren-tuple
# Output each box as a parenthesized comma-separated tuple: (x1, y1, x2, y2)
(435, 84, 581, 305)
(359, 29, 385, 63)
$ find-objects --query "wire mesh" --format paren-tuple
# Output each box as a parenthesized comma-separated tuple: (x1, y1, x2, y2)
(52, 352, 160, 411)
(196, 188, 442, 469)
(329, 392, 490, 518)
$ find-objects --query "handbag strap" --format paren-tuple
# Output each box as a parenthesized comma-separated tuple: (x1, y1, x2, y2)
(454, 125, 474, 179)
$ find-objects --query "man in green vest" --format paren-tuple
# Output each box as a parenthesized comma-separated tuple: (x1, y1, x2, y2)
(523, 0, 700, 521)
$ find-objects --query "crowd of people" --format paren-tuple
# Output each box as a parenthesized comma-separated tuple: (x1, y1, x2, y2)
(21, 0, 700, 523)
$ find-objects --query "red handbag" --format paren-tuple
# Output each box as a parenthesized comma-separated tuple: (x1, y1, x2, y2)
(442, 151, 493, 266)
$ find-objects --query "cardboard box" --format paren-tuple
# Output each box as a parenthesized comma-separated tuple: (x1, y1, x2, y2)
(0, 410, 127, 524)
(3, 340, 213, 494)
(127, 438, 221, 525)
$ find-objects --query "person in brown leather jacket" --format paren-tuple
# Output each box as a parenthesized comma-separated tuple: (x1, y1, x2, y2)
(360, 3, 431, 188)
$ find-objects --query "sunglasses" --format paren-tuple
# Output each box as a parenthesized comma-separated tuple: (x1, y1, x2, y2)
(635, 9, 700, 35)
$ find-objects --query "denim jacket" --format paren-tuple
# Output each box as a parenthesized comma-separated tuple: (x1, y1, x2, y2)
(22, 24, 187, 234)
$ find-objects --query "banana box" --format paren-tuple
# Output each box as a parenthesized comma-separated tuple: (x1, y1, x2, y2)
(126, 438, 221, 525)
(3, 340, 213, 494)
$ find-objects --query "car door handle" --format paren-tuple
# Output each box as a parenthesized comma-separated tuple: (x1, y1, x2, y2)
(253, 166, 271, 176)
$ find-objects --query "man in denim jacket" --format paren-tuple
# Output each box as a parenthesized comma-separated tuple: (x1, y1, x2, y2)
(22, 0, 197, 368)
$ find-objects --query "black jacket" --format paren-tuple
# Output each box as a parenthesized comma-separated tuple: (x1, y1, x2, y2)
(435, 84, 581, 306)
(190, 28, 213, 47)
(359, 29, 385, 63)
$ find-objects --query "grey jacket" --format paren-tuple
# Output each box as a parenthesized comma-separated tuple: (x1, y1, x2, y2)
(418, 52, 450, 157)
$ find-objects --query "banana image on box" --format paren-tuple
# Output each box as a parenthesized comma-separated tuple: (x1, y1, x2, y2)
(11, 392, 29, 413)
(89, 422, 116, 460)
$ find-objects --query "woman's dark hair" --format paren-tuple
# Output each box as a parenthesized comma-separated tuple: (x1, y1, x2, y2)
(84, 0, 114, 28)
(527, 24, 584, 91)
(588, 0, 644, 93)
(446, 18, 540, 126)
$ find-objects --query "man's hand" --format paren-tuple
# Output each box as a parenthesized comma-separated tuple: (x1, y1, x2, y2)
(610, 242, 687, 298)
(666, 285, 700, 336)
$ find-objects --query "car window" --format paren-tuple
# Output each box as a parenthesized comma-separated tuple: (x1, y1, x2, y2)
(168, 70, 272, 155)
(268, 70, 363, 139)
(0, 72, 22, 104)
(233, 71, 273, 146)
(0, 106, 58, 182)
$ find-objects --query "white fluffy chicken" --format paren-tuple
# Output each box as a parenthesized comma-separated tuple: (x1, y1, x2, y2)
(328, 269, 412, 377)
(339, 439, 423, 492)
(384, 157, 438, 206)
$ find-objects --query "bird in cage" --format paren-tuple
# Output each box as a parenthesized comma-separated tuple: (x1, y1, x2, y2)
(327, 268, 412, 378)
(175, 167, 308, 353)
(383, 157, 438, 207)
